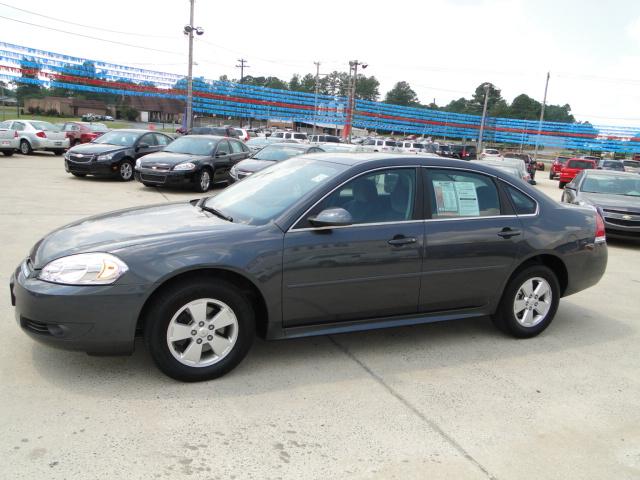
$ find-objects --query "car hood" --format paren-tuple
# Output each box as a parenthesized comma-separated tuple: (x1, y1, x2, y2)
(30, 202, 245, 268)
(69, 143, 128, 155)
(235, 158, 276, 173)
(140, 151, 208, 167)
(580, 192, 640, 211)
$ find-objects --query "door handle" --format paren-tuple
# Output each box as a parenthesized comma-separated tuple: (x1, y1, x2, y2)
(497, 227, 521, 239)
(388, 235, 417, 246)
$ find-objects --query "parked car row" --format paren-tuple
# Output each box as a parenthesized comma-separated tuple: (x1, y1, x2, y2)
(0, 119, 69, 155)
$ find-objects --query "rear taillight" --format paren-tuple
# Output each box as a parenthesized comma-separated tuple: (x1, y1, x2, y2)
(36, 131, 47, 138)
(595, 210, 606, 243)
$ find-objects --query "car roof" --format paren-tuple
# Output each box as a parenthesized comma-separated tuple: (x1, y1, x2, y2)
(181, 134, 225, 140)
(265, 142, 310, 149)
(583, 169, 636, 177)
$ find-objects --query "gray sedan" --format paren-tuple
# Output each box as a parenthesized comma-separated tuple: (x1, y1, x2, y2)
(11, 154, 607, 381)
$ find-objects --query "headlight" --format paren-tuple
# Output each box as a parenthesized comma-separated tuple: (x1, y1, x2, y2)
(64, 152, 70, 160)
(230, 166, 238, 177)
(174, 162, 196, 171)
(39, 253, 128, 285)
(97, 153, 114, 161)
(135, 158, 142, 169)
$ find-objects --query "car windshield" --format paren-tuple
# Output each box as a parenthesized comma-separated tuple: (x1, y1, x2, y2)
(252, 145, 306, 161)
(602, 161, 624, 170)
(30, 121, 58, 131)
(165, 137, 217, 155)
(581, 174, 640, 196)
(204, 158, 347, 225)
(89, 123, 109, 133)
(92, 131, 139, 146)
(557, 156, 570, 163)
(568, 160, 595, 169)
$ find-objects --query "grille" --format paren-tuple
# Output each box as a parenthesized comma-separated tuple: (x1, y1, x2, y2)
(68, 154, 94, 163)
(21, 318, 51, 336)
(603, 208, 636, 215)
(68, 164, 90, 172)
(605, 217, 640, 227)
(140, 173, 167, 183)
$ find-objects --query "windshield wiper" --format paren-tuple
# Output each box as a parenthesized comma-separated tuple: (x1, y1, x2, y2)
(196, 198, 233, 222)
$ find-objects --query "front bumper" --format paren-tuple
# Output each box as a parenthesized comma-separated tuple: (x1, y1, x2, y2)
(135, 168, 198, 187)
(10, 261, 146, 355)
(602, 211, 640, 238)
(65, 159, 120, 176)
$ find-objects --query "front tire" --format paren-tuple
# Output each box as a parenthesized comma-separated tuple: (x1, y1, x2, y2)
(492, 265, 560, 338)
(118, 159, 134, 181)
(194, 168, 212, 192)
(144, 279, 255, 381)
(19, 140, 32, 155)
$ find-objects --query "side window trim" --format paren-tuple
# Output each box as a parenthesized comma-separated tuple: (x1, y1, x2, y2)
(498, 179, 539, 217)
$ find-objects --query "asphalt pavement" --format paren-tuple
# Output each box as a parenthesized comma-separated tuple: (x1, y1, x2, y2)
(1, 152, 639, 479)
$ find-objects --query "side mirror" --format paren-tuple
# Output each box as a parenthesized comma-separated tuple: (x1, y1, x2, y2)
(136, 142, 149, 151)
(308, 208, 353, 228)
(565, 182, 576, 190)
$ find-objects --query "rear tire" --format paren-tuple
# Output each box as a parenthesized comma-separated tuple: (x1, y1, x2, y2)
(549, 171, 554, 180)
(492, 265, 560, 338)
(1, 150, 13, 157)
(558, 181, 565, 189)
(143, 279, 255, 382)
(19, 140, 32, 155)
(53, 149, 64, 156)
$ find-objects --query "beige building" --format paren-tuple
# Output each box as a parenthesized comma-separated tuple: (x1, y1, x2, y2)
(24, 97, 111, 117)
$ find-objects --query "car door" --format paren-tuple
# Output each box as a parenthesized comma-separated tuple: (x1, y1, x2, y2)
(153, 133, 172, 151)
(282, 167, 424, 327)
(419, 167, 524, 312)
(134, 133, 158, 159)
(213, 140, 232, 182)
(228, 139, 248, 164)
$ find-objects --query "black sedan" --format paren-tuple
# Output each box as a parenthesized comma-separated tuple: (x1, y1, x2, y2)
(561, 169, 640, 238)
(229, 142, 324, 183)
(135, 135, 251, 192)
(64, 129, 173, 181)
(11, 154, 607, 381)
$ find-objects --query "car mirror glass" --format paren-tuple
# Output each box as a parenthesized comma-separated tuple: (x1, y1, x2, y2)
(308, 208, 353, 228)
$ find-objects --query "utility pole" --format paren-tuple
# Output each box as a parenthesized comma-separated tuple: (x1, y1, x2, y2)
(343, 60, 367, 143)
(186, 0, 195, 131)
(0, 82, 4, 121)
(236, 58, 249, 127)
(477, 83, 490, 153)
(312, 61, 320, 136)
(533, 72, 550, 164)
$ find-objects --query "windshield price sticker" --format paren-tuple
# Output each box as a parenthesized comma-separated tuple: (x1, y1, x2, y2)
(433, 181, 480, 217)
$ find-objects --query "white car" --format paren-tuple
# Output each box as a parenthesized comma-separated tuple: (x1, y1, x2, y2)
(0, 119, 69, 155)
(232, 128, 250, 142)
(0, 124, 19, 156)
(398, 141, 427, 154)
(359, 138, 399, 152)
(480, 148, 502, 160)
(498, 157, 531, 183)
(270, 131, 308, 142)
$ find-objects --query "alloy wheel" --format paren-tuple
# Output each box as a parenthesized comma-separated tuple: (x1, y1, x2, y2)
(513, 277, 552, 328)
(120, 162, 133, 180)
(200, 170, 211, 191)
(166, 298, 239, 367)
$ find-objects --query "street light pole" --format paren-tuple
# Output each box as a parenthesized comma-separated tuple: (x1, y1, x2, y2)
(343, 60, 367, 143)
(312, 61, 320, 136)
(533, 72, 550, 164)
(186, 0, 195, 131)
(477, 83, 490, 153)
(236, 58, 249, 127)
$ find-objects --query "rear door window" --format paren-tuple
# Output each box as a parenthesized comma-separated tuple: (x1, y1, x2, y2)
(503, 183, 537, 215)
(216, 140, 231, 155)
(426, 169, 501, 218)
(229, 140, 244, 154)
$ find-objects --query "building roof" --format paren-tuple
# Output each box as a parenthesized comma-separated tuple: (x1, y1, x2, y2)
(125, 96, 185, 114)
(71, 98, 107, 109)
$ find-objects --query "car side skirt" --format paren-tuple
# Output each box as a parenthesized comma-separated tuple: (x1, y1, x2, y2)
(275, 307, 490, 340)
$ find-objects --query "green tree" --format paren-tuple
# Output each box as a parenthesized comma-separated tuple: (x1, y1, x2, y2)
(355, 74, 380, 101)
(467, 82, 503, 115)
(384, 81, 419, 106)
(289, 74, 301, 91)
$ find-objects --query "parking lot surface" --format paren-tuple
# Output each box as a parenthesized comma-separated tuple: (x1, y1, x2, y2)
(1, 153, 639, 479)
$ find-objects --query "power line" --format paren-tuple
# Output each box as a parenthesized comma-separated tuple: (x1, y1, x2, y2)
(0, 2, 176, 39)
(0, 15, 183, 55)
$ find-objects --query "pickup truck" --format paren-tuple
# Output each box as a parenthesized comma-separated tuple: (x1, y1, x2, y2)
(0, 124, 18, 156)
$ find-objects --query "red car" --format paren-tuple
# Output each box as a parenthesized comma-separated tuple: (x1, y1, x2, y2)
(558, 158, 596, 188)
(62, 122, 109, 147)
(549, 155, 571, 180)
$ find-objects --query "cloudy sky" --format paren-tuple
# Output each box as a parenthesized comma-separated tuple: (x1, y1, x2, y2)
(1, 0, 640, 125)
